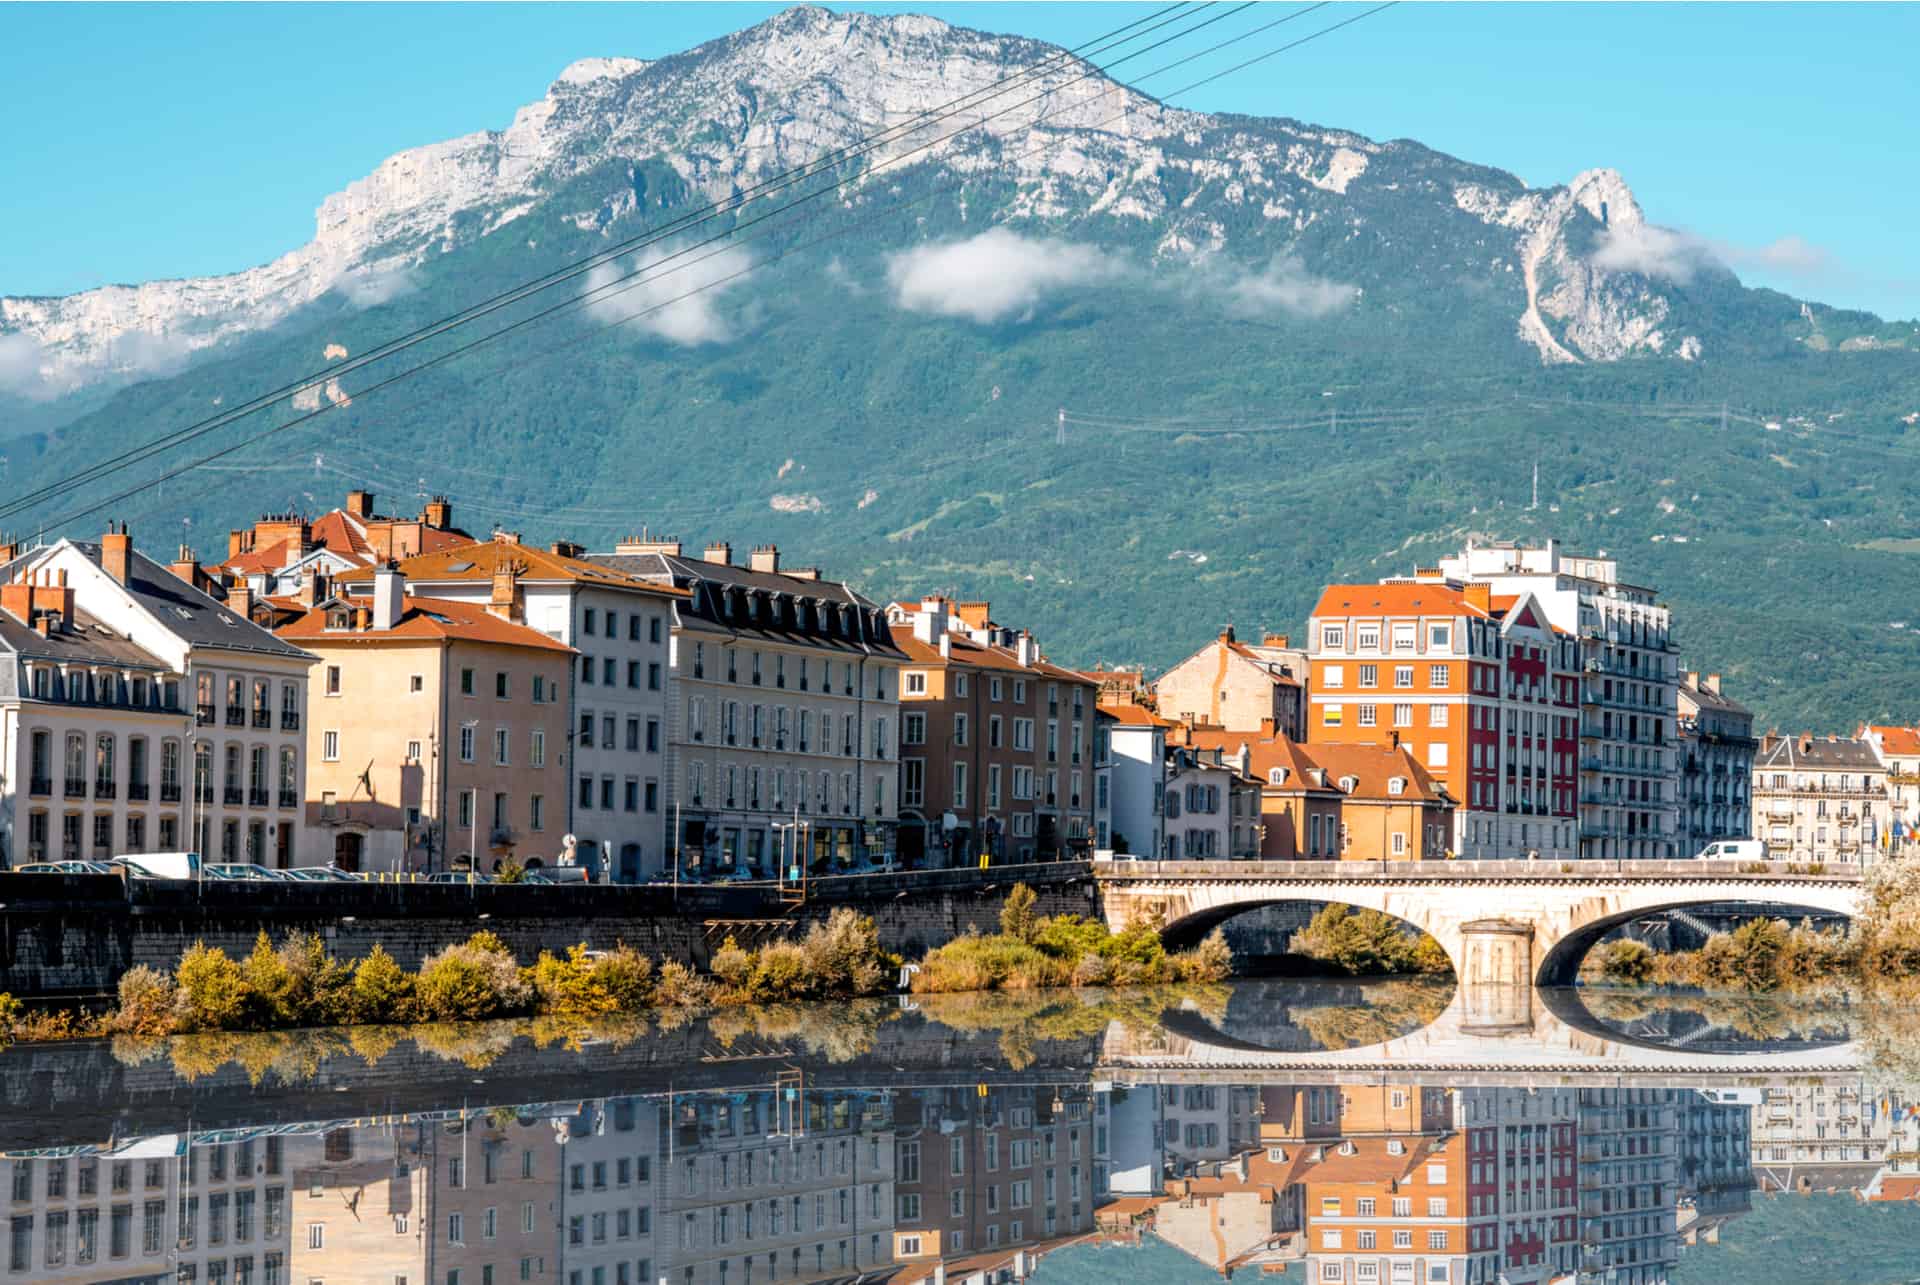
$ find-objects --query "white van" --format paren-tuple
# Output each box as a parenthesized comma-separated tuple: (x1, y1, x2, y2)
(1695, 839, 1764, 862)
(111, 852, 202, 880)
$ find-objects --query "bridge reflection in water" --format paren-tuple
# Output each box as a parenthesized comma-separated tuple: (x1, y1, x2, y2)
(0, 981, 1911, 1285)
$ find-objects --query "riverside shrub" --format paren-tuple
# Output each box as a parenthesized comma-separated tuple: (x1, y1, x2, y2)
(110, 966, 178, 1037)
(173, 943, 250, 1031)
(349, 946, 417, 1023)
(416, 933, 532, 1022)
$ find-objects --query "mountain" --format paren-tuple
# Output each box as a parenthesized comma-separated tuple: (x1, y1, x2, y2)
(3, 5, 1919, 729)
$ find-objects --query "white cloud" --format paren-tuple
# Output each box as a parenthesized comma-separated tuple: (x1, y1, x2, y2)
(338, 263, 419, 309)
(582, 242, 753, 346)
(1223, 256, 1359, 319)
(884, 228, 1123, 324)
(0, 333, 49, 399)
(1593, 225, 1837, 287)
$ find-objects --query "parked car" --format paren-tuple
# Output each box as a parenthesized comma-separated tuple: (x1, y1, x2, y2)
(204, 863, 288, 882)
(426, 871, 494, 884)
(524, 867, 590, 885)
(1696, 839, 1765, 862)
(111, 852, 201, 880)
(284, 866, 360, 882)
(13, 861, 109, 875)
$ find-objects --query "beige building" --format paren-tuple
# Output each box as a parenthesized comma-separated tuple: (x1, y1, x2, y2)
(592, 539, 904, 875)
(1860, 724, 1920, 859)
(280, 566, 575, 871)
(1751, 733, 1889, 867)
(1154, 626, 1307, 740)
(1676, 671, 1756, 857)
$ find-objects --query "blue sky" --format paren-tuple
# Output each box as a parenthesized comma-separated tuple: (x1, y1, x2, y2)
(3, 2, 1914, 318)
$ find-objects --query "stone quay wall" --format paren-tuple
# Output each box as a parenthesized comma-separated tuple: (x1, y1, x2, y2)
(0, 864, 1096, 998)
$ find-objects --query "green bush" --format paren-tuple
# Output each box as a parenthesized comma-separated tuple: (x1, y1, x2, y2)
(1175, 929, 1233, 983)
(748, 941, 813, 1002)
(1288, 905, 1452, 977)
(652, 960, 709, 1008)
(1000, 884, 1040, 943)
(799, 909, 887, 996)
(532, 944, 656, 1016)
(1594, 939, 1656, 984)
(1033, 915, 1109, 962)
(710, 937, 754, 995)
(110, 966, 178, 1037)
(173, 942, 250, 1031)
(349, 946, 417, 1023)
(416, 933, 531, 1022)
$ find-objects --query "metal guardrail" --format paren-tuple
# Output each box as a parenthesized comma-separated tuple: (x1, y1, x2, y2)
(1092, 857, 1866, 882)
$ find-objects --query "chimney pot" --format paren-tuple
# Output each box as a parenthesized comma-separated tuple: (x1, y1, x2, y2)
(346, 489, 374, 519)
(372, 563, 404, 631)
(749, 544, 780, 574)
(703, 541, 733, 566)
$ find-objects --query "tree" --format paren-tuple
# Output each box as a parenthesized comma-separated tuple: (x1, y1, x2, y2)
(1000, 883, 1040, 944)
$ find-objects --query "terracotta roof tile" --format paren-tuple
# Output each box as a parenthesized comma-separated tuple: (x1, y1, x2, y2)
(890, 625, 1091, 683)
(335, 540, 688, 597)
(1101, 702, 1174, 728)
(277, 595, 576, 652)
(1865, 725, 1920, 757)
(1310, 582, 1489, 620)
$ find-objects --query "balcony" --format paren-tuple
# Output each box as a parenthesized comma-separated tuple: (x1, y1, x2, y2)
(64, 779, 86, 800)
(252, 709, 272, 729)
(224, 707, 245, 728)
(223, 786, 244, 806)
(278, 790, 298, 809)
(489, 826, 515, 846)
(128, 781, 149, 802)
(28, 776, 50, 798)
(280, 712, 301, 732)
(196, 703, 215, 726)
(93, 780, 115, 800)
(249, 789, 270, 808)
(195, 785, 214, 805)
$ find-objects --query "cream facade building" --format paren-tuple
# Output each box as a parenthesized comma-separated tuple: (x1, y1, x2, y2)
(0, 528, 316, 868)
(1750, 733, 1889, 866)
(1675, 671, 1756, 857)
(1860, 724, 1920, 859)
(592, 540, 904, 874)
(1153, 626, 1308, 739)
(338, 535, 685, 880)
(280, 566, 575, 872)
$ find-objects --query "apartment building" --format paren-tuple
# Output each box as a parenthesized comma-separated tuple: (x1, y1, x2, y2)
(4, 1137, 292, 1284)
(591, 539, 903, 875)
(1100, 703, 1171, 859)
(1298, 1132, 1470, 1285)
(1859, 724, 1920, 858)
(1, 527, 317, 868)
(1750, 733, 1889, 866)
(1749, 1077, 1890, 1190)
(1161, 745, 1261, 861)
(885, 597, 1098, 866)
(1447, 1088, 1579, 1285)
(1154, 626, 1308, 740)
(339, 534, 685, 880)
(554, 1098, 660, 1285)
(1676, 671, 1756, 857)
(1420, 541, 1682, 860)
(891, 1085, 1096, 1266)
(278, 566, 575, 871)
(1306, 581, 1574, 860)
(213, 488, 470, 622)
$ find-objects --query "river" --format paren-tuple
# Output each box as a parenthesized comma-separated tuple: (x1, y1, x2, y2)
(0, 978, 1915, 1285)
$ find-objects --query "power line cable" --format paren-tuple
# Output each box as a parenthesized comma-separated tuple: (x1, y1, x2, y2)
(37, 3, 1394, 533)
(0, 1, 1219, 524)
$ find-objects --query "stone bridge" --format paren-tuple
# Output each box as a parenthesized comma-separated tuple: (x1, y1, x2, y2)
(1096, 859, 1865, 986)
(1097, 984, 1866, 1087)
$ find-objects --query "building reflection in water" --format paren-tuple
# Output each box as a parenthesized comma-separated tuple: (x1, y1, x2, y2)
(3, 988, 1918, 1285)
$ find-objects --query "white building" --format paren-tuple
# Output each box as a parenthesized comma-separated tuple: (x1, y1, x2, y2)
(1099, 704, 1170, 860)
(1, 527, 316, 867)
(1427, 540, 1681, 860)
(338, 534, 685, 880)
(1750, 733, 1889, 867)
(593, 539, 904, 875)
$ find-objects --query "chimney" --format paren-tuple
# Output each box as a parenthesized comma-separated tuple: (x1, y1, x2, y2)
(1262, 632, 1290, 648)
(938, 632, 952, 660)
(229, 583, 254, 622)
(346, 489, 374, 519)
(1462, 582, 1491, 614)
(913, 596, 949, 647)
(613, 533, 683, 557)
(1016, 632, 1036, 667)
(227, 528, 251, 560)
(372, 562, 404, 631)
(703, 541, 733, 566)
(488, 560, 522, 623)
(1704, 672, 1722, 696)
(102, 521, 133, 586)
(1799, 733, 1813, 755)
(354, 605, 371, 630)
(1259, 717, 1278, 739)
(550, 539, 585, 559)
(423, 495, 452, 529)
(786, 567, 821, 581)
(299, 569, 330, 608)
(490, 529, 521, 545)
(170, 544, 201, 588)
(955, 601, 991, 631)
(0, 536, 18, 566)
(750, 544, 780, 574)
(1220, 623, 1236, 644)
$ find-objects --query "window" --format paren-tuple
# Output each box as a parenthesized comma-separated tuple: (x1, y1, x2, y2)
(1394, 665, 1413, 688)
(1323, 703, 1342, 726)
(1393, 703, 1412, 727)
(1429, 703, 1448, 727)
(1427, 1231, 1447, 1250)
(903, 712, 926, 745)
(460, 668, 474, 695)
(1358, 704, 1377, 727)
(531, 730, 546, 767)
(906, 672, 927, 695)
(494, 728, 510, 766)
(1429, 664, 1449, 686)
(325, 665, 341, 696)
(322, 731, 339, 761)
(1321, 625, 1345, 649)
(952, 762, 968, 808)
(1322, 664, 1343, 688)
(459, 726, 474, 762)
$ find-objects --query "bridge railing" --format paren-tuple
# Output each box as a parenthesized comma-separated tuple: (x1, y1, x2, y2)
(1092, 857, 1866, 882)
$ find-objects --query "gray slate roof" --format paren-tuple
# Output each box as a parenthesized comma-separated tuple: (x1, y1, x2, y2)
(69, 542, 314, 660)
(1755, 734, 1883, 771)
(0, 606, 172, 670)
(591, 551, 904, 658)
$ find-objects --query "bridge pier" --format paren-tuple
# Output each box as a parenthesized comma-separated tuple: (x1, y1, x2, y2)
(1458, 919, 1536, 1034)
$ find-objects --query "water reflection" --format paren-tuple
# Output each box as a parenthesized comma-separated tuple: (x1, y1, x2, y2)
(0, 980, 1915, 1285)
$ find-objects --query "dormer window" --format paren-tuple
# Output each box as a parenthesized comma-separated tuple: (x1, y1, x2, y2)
(1268, 767, 1289, 785)
(1339, 775, 1359, 794)
(1388, 777, 1406, 796)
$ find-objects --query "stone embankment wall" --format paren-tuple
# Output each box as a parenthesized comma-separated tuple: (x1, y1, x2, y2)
(0, 864, 1096, 998)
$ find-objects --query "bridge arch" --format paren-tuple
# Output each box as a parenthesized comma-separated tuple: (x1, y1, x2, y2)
(1096, 860, 1865, 990)
(1156, 895, 1425, 955)
(1534, 898, 1858, 986)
